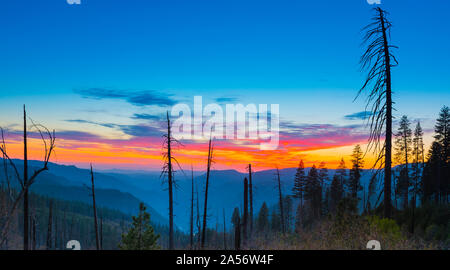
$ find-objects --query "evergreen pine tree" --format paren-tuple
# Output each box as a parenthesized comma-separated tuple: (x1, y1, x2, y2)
(292, 160, 307, 207)
(349, 145, 364, 199)
(329, 174, 344, 214)
(255, 202, 269, 234)
(294, 204, 303, 232)
(433, 106, 449, 203)
(336, 158, 347, 195)
(434, 106, 450, 163)
(119, 203, 160, 250)
(318, 162, 329, 215)
(412, 121, 424, 206)
(231, 208, 240, 226)
(394, 115, 412, 209)
(304, 165, 321, 220)
(282, 196, 293, 231)
(270, 210, 281, 232)
(422, 142, 442, 202)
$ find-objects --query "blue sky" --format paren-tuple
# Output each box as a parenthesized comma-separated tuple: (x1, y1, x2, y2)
(0, 0, 449, 169)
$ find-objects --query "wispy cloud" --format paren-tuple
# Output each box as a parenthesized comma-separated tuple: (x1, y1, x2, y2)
(65, 119, 117, 129)
(74, 88, 176, 107)
(132, 113, 163, 121)
(215, 97, 239, 104)
(344, 111, 373, 120)
(64, 119, 163, 137)
(119, 125, 162, 137)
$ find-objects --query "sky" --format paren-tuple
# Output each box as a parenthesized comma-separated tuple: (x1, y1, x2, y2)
(0, 0, 449, 172)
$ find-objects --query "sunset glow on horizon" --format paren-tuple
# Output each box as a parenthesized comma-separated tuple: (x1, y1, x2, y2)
(0, 118, 434, 173)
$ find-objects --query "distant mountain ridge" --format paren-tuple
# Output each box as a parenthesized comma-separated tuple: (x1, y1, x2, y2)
(0, 159, 169, 226)
(1, 159, 386, 232)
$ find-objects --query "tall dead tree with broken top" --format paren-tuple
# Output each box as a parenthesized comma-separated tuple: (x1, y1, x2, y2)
(190, 165, 194, 249)
(162, 112, 174, 250)
(243, 177, 249, 246)
(0, 105, 56, 249)
(23, 105, 29, 250)
(357, 7, 398, 218)
(276, 167, 285, 234)
(196, 186, 201, 249)
(90, 164, 100, 250)
(161, 111, 183, 250)
(248, 164, 253, 236)
(201, 136, 213, 249)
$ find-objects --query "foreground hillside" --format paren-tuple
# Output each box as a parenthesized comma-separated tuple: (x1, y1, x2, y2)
(1, 160, 169, 226)
(0, 189, 191, 250)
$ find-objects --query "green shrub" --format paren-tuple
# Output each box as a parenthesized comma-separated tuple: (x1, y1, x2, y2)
(367, 216, 403, 242)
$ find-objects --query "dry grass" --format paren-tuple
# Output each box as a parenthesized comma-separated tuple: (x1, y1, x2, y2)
(247, 218, 438, 250)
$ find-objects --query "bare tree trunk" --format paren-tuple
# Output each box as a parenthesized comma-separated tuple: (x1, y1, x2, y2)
(248, 164, 253, 236)
(196, 187, 201, 249)
(201, 137, 213, 249)
(380, 8, 393, 219)
(243, 177, 248, 246)
(190, 166, 194, 249)
(90, 164, 100, 250)
(276, 168, 285, 234)
(46, 200, 53, 250)
(0, 106, 55, 248)
(23, 105, 29, 250)
(166, 112, 174, 250)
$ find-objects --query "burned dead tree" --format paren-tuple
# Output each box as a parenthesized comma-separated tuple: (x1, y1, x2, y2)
(161, 111, 183, 250)
(190, 165, 194, 249)
(243, 177, 249, 246)
(0, 105, 56, 249)
(276, 167, 285, 234)
(162, 111, 175, 250)
(201, 136, 213, 249)
(357, 7, 398, 218)
(90, 164, 100, 250)
(196, 186, 201, 249)
(23, 105, 29, 250)
(248, 164, 253, 236)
